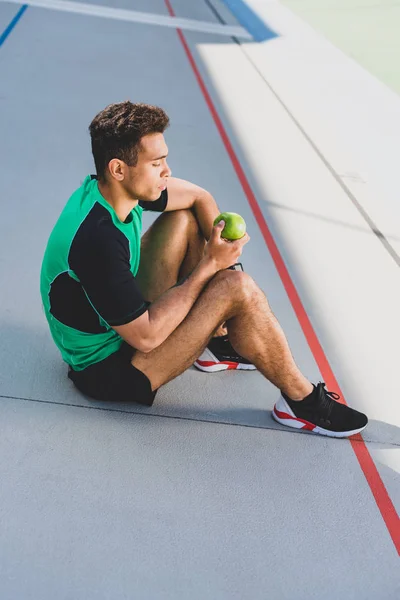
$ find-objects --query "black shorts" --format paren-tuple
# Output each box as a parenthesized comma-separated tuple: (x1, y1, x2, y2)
(68, 341, 157, 406)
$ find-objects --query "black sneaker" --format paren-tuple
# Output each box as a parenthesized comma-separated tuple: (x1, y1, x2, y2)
(272, 382, 368, 438)
(194, 335, 257, 372)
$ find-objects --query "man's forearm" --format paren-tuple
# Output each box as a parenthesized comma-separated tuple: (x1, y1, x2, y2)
(192, 191, 221, 241)
(147, 258, 217, 348)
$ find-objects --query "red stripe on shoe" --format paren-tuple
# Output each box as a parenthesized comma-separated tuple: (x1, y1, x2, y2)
(164, 0, 400, 555)
(274, 407, 316, 431)
(226, 363, 239, 370)
(195, 359, 239, 369)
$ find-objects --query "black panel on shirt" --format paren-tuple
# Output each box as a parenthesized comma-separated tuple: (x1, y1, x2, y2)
(49, 273, 108, 333)
(64, 202, 148, 328)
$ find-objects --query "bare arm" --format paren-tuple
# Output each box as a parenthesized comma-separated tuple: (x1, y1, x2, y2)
(113, 257, 215, 352)
(163, 177, 221, 241)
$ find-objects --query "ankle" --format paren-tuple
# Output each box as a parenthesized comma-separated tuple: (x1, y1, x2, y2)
(283, 381, 314, 402)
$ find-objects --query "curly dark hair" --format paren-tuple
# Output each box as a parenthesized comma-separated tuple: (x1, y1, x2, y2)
(89, 101, 170, 179)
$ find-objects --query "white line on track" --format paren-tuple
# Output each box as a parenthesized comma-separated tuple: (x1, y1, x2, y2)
(0, 0, 252, 38)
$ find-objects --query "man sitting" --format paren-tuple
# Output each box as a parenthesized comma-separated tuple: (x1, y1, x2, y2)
(40, 101, 368, 438)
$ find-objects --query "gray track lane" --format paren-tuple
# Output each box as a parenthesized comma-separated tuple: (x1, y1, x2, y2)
(0, 2, 399, 597)
(1, 398, 399, 600)
(0, 1, 19, 32)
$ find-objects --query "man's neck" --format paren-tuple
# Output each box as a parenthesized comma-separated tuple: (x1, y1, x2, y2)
(97, 179, 138, 223)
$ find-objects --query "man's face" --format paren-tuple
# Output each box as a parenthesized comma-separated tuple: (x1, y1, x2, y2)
(125, 133, 171, 201)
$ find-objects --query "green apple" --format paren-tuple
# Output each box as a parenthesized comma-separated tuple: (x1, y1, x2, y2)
(213, 212, 246, 240)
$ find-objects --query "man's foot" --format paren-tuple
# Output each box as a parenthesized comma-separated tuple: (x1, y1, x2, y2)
(194, 335, 257, 372)
(272, 382, 368, 438)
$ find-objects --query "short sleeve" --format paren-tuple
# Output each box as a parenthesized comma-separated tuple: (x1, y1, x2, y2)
(139, 189, 168, 212)
(69, 221, 148, 326)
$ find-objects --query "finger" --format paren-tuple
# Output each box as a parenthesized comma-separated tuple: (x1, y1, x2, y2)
(211, 220, 225, 240)
(233, 234, 249, 248)
(216, 220, 226, 238)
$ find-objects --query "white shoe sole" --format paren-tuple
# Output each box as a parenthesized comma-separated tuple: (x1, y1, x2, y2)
(194, 347, 257, 372)
(272, 396, 367, 438)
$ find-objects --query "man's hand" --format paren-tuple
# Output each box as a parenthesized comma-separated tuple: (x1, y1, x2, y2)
(203, 220, 250, 272)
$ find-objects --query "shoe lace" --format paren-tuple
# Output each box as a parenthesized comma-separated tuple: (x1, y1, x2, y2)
(316, 382, 340, 419)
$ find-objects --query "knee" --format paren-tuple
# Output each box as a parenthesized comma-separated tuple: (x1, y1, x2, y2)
(211, 270, 261, 305)
(169, 208, 200, 235)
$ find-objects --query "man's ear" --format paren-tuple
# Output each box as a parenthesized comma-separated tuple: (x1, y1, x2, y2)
(108, 159, 125, 181)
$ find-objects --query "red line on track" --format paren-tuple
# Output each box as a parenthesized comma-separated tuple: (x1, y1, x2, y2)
(164, 0, 400, 555)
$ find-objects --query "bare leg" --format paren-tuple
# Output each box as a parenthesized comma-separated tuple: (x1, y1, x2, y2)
(136, 209, 206, 301)
(136, 209, 227, 335)
(132, 270, 313, 400)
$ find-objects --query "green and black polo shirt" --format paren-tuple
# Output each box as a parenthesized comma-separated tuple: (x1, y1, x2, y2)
(40, 175, 168, 371)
